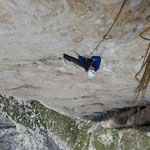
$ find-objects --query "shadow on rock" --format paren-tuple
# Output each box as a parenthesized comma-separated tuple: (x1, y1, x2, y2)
(82, 105, 150, 129)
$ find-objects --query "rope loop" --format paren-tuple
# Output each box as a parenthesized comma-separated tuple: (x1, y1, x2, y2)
(139, 26, 150, 41)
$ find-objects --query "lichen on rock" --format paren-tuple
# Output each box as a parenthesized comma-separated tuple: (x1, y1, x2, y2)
(1, 94, 150, 150)
(0, 95, 91, 150)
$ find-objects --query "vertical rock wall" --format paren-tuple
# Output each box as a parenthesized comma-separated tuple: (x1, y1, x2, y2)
(0, 0, 150, 117)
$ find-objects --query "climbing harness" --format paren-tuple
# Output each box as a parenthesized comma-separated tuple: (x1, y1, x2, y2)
(90, 0, 127, 55)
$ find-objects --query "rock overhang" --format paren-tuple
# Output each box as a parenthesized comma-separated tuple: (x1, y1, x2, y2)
(0, 0, 150, 117)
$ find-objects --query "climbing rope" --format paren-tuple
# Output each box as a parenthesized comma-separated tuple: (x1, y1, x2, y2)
(126, 26, 150, 126)
(135, 26, 150, 99)
(139, 26, 150, 41)
(90, 0, 127, 55)
(118, 26, 150, 127)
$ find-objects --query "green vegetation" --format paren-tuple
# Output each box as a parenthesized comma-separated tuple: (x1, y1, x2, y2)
(1, 95, 150, 150)
(92, 129, 119, 150)
(0, 95, 91, 150)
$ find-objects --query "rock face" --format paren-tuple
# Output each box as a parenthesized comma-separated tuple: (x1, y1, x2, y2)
(0, 95, 92, 150)
(0, 113, 61, 150)
(0, 109, 61, 150)
(1, 95, 150, 150)
(83, 104, 150, 129)
(0, 0, 150, 117)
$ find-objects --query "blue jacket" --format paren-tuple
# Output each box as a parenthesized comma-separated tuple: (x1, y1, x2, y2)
(78, 56, 101, 72)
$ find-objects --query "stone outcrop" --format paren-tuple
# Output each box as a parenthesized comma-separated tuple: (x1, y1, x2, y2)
(1, 95, 150, 150)
(0, 112, 61, 150)
(83, 104, 150, 129)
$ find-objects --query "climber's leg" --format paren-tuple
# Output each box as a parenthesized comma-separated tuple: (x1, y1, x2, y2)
(63, 54, 83, 67)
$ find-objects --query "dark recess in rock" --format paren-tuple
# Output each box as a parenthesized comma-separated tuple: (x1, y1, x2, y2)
(82, 105, 150, 128)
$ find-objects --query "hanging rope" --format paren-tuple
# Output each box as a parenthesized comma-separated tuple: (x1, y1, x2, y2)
(90, 0, 127, 55)
(134, 43, 150, 126)
(118, 26, 150, 127)
(125, 26, 150, 126)
(134, 26, 150, 99)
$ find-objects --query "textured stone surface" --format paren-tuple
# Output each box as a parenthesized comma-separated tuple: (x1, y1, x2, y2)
(0, 115, 61, 150)
(1, 95, 150, 150)
(0, 0, 150, 117)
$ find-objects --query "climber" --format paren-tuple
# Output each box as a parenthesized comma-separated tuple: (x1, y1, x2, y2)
(63, 52, 101, 78)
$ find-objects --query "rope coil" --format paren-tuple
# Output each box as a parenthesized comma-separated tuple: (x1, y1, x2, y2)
(133, 26, 150, 125)
(120, 26, 150, 126)
(135, 26, 150, 99)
